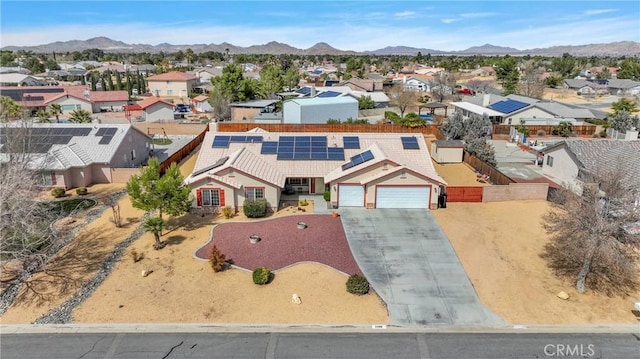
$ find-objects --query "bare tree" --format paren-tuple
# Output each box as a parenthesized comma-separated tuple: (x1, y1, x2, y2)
(208, 88, 231, 122)
(430, 72, 457, 102)
(386, 83, 415, 118)
(542, 163, 640, 295)
(1, 118, 60, 278)
(517, 61, 545, 99)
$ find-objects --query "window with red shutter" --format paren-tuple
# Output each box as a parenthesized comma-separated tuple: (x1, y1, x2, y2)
(196, 189, 202, 206)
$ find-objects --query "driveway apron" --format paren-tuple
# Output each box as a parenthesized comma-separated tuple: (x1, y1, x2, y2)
(340, 208, 503, 326)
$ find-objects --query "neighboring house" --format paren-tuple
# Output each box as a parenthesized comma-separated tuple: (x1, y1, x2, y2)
(0, 85, 128, 115)
(283, 97, 358, 124)
(189, 67, 223, 85)
(392, 75, 432, 92)
(185, 131, 447, 210)
(336, 77, 383, 92)
(450, 101, 505, 124)
(469, 66, 495, 77)
(0, 73, 46, 87)
(541, 139, 640, 193)
(145, 71, 199, 99)
(606, 79, 640, 96)
(192, 94, 214, 113)
(135, 96, 175, 122)
(0, 123, 151, 188)
(430, 140, 464, 164)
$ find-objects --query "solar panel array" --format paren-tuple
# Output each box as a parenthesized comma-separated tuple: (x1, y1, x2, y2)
(191, 156, 229, 177)
(316, 91, 342, 98)
(212, 135, 264, 148)
(0, 127, 93, 153)
(401, 136, 420, 150)
(341, 150, 375, 171)
(257, 136, 346, 161)
(342, 136, 360, 149)
(488, 99, 529, 114)
(295, 87, 312, 95)
(95, 127, 118, 145)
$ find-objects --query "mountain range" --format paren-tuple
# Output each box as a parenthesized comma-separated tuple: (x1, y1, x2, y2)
(3, 37, 639, 57)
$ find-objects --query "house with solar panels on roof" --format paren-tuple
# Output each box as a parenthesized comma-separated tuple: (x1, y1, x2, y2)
(0, 123, 151, 189)
(185, 130, 447, 210)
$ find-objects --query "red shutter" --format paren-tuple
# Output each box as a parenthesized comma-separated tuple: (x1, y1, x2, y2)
(50, 172, 57, 186)
(219, 189, 225, 206)
(196, 189, 202, 206)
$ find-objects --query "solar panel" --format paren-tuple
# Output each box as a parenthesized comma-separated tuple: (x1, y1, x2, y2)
(311, 152, 328, 160)
(246, 136, 263, 143)
(311, 136, 327, 144)
(488, 99, 529, 114)
(295, 87, 312, 95)
(278, 144, 294, 153)
(341, 162, 355, 171)
(343, 136, 360, 149)
(341, 150, 375, 170)
(191, 156, 229, 177)
(260, 141, 278, 154)
(328, 153, 345, 160)
(361, 150, 374, 161)
(230, 135, 246, 142)
(212, 136, 230, 148)
(351, 155, 364, 165)
(280, 136, 295, 142)
(401, 137, 420, 150)
(295, 136, 311, 142)
(317, 91, 342, 98)
(293, 152, 311, 160)
(98, 136, 113, 145)
(277, 152, 294, 160)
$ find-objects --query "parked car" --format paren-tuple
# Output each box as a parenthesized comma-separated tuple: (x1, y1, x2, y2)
(175, 104, 191, 112)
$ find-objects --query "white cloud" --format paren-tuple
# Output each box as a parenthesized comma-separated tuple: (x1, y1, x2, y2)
(441, 18, 460, 24)
(394, 11, 417, 18)
(459, 12, 498, 19)
(583, 9, 616, 16)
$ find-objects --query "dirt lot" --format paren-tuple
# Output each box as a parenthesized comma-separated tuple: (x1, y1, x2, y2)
(432, 201, 640, 324)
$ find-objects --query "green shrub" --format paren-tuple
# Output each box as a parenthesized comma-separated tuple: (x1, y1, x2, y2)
(536, 130, 546, 137)
(221, 206, 235, 219)
(209, 245, 227, 272)
(346, 274, 370, 295)
(51, 188, 66, 198)
(243, 198, 268, 218)
(252, 266, 271, 285)
(323, 191, 331, 202)
(76, 187, 88, 195)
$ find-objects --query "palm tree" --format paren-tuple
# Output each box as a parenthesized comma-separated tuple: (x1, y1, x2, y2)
(36, 109, 50, 123)
(143, 216, 165, 249)
(0, 96, 22, 122)
(68, 109, 92, 123)
(49, 103, 62, 123)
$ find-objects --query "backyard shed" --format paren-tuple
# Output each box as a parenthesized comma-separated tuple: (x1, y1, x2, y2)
(431, 140, 464, 163)
(283, 97, 358, 124)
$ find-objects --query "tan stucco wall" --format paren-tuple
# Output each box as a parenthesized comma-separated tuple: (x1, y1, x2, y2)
(148, 79, 197, 98)
(231, 108, 261, 121)
(431, 144, 463, 163)
(482, 183, 549, 202)
(110, 129, 150, 168)
(189, 177, 235, 209)
(69, 167, 90, 188)
(541, 147, 581, 190)
(144, 104, 174, 122)
(192, 168, 281, 210)
(91, 164, 111, 183)
(50, 96, 92, 114)
(110, 168, 142, 183)
(314, 178, 326, 194)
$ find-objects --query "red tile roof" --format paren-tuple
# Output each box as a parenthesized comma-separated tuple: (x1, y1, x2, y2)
(146, 71, 198, 82)
(136, 96, 174, 109)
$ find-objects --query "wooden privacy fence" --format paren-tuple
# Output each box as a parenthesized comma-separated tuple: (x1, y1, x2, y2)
(463, 151, 515, 186)
(493, 124, 596, 136)
(159, 126, 209, 175)
(217, 123, 446, 139)
(446, 186, 483, 202)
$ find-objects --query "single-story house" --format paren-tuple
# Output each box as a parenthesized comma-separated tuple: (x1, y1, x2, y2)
(192, 95, 214, 113)
(0, 123, 152, 189)
(185, 131, 447, 210)
(283, 97, 358, 124)
(0, 73, 46, 87)
(430, 140, 464, 163)
(541, 139, 640, 193)
(135, 96, 175, 122)
(146, 71, 199, 99)
(229, 100, 279, 121)
(606, 79, 640, 96)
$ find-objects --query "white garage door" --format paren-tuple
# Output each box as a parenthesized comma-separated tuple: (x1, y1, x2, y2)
(338, 184, 364, 207)
(376, 186, 430, 209)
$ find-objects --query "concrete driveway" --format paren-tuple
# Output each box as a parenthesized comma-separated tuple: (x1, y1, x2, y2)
(340, 208, 503, 327)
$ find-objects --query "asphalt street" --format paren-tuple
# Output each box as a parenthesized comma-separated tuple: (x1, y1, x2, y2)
(1, 332, 638, 358)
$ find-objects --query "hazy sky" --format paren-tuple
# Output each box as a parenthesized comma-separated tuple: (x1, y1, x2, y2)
(1, 0, 638, 51)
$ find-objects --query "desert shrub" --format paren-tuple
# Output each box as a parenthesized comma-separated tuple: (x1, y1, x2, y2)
(243, 198, 268, 218)
(298, 199, 309, 206)
(536, 130, 546, 137)
(252, 266, 271, 285)
(130, 249, 144, 263)
(323, 191, 331, 202)
(346, 274, 370, 295)
(51, 188, 66, 198)
(76, 187, 88, 195)
(209, 245, 227, 272)
(221, 206, 234, 219)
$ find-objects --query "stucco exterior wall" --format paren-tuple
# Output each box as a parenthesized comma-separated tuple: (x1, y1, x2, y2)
(69, 167, 91, 188)
(50, 96, 92, 114)
(91, 164, 111, 183)
(110, 168, 141, 183)
(143, 103, 174, 122)
(503, 107, 553, 125)
(541, 147, 581, 190)
(231, 108, 261, 121)
(110, 129, 150, 168)
(283, 99, 358, 124)
(148, 79, 198, 98)
(430, 144, 463, 163)
(482, 183, 549, 202)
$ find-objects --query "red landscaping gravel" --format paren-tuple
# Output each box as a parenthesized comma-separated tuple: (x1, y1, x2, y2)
(195, 214, 362, 275)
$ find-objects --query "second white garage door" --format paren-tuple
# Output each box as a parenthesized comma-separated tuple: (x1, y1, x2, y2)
(338, 184, 364, 207)
(376, 186, 431, 209)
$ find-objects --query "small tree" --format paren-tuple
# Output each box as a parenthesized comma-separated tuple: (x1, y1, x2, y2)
(49, 103, 62, 123)
(36, 109, 50, 123)
(68, 109, 92, 123)
(126, 158, 192, 220)
(143, 216, 165, 250)
(358, 95, 376, 110)
(386, 83, 414, 118)
(609, 110, 639, 133)
(209, 245, 227, 272)
(610, 98, 638, 117)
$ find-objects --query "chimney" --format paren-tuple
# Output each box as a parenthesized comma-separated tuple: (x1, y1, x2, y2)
(311, 86, 316, 97)
(84, 89, 90, 99)
(482, 94, 490, 107)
